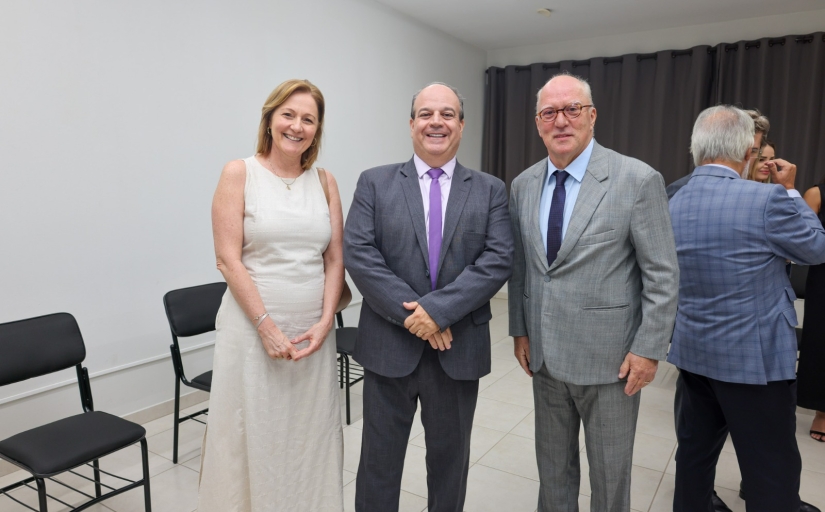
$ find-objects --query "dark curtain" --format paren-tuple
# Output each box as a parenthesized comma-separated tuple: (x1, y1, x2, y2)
(483, 32, 825, 191)
(483, 64, 556, 189)
(714, 33, 825, 191)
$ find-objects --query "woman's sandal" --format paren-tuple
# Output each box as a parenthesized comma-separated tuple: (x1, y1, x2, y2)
(810, 430, 825, 442)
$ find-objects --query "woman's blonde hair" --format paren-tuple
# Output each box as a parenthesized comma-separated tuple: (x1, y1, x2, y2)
(256, 79, 325, 171)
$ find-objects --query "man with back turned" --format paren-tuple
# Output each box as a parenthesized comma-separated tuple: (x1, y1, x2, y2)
(669, 105, 825, 511)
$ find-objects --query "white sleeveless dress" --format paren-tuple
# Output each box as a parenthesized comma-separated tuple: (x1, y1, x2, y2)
(197, 157, 343, 512)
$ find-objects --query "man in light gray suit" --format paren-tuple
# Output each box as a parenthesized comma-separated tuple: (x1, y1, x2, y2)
(508, 74, 679, 512)
(344, 83, 513, 512)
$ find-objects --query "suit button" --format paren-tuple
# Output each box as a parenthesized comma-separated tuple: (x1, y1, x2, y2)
(544, 275, 551, 282)
(426, 270, 430, 277)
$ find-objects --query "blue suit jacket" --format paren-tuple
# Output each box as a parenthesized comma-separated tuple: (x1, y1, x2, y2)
(343, 158, 513, 380)
(668, 165, 825, 384)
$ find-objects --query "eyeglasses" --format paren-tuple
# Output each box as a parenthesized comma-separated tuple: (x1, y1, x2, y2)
(537, 103, 594, 123)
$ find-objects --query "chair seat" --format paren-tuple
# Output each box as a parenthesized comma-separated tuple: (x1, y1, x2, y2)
(190, 370, 212, 391)
(336, 327, 357, 356)
(0, 411, 145, 477)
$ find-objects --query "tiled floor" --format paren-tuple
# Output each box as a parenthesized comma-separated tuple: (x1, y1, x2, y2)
(2, 297, 824, 511)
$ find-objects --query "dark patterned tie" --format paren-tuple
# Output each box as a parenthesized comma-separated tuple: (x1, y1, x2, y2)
(427, 168, 444, 290)
(547, 170, 569, 266)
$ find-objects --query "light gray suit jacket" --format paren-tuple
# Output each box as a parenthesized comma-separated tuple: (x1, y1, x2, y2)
(508, 142, 679, 385)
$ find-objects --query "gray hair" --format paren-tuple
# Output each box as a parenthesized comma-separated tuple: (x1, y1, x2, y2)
(410, 82, 465, 121)
(690, 105, 754, 166)
(536, 72, 594, 114)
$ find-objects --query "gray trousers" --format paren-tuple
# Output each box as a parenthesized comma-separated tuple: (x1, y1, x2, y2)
(533, 365, 640, 512)
(355, 347, 479, 512)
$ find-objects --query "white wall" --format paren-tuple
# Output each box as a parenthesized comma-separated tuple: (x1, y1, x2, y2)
(487, 9, 825, 67)
(0, 0, 486, 439)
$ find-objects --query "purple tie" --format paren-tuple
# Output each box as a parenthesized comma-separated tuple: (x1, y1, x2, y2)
(547, 170, 569, 266)
(427, 168, 444, 290)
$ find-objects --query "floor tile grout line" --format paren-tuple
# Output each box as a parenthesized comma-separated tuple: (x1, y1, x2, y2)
(474, 393, 534, 411)
(470, 430, 512, 469)
(645, 443, 675, 512)
(473, 460, 540, 482)
(632, 428, 678, 443)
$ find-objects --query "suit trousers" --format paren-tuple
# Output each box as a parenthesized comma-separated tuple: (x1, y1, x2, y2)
(533, 365, 640, 512)
(673, 369, 801, 512)
(355, 347, 479, 512)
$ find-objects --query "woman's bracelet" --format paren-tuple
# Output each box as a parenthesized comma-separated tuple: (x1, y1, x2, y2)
(254, 312, 269, 328)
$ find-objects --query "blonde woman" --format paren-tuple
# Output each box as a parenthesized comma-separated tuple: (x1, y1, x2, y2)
(198, 79, 344, 511)
(748, 140, 776, 183)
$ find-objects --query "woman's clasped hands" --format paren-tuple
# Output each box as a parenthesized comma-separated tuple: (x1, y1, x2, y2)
(257, 317, 331, 361)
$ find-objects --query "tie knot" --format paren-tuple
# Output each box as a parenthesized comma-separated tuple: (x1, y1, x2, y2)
(554, 170, 569, 187)
(427, 168, 444, 180)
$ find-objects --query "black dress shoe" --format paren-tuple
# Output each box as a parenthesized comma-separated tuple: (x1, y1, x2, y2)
(712, 490, 733, 512)
(801, 501, 822, 512)
(740, 491, 820, 512)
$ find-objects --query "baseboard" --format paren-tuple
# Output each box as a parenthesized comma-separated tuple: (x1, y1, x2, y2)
(122, 389, 210, 426)
(0, 390, 210, 479)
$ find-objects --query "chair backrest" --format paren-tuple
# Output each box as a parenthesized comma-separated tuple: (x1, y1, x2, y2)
(790, 264, 808, 300)
(163, 282, 227, 338)
(0, 313, 86, 387)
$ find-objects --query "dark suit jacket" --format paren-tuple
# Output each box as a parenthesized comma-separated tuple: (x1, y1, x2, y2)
(666, 172, 692, 200)
(343, 158, 513, 380)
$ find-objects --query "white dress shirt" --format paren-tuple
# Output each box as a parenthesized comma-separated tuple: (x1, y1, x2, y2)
(539, 138, 595, 251)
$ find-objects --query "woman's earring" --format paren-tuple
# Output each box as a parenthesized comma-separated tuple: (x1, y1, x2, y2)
(267, 127, 272, 135)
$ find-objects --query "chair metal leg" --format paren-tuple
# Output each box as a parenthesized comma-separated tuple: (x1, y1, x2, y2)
(35, 477, 48, 512)
(92, 458, 102, 497)
(344, 355, 351, 425)
(141, 438, 152, 512)
(173, 379, 180, 464)
(339, 354, 344, 389)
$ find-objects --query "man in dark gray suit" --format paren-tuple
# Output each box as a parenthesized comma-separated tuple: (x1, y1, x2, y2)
(343, 83, 513, 512)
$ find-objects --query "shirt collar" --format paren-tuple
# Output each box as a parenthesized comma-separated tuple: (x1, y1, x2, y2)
(703, 163, 741, 178)
(546, 138, 594, 185)
(414, 154, 456, 179)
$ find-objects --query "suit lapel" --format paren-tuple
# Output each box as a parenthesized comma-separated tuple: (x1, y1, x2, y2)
(526, 160, 551, 271)
(439, 163, 472, 273)
(399, 159, 430, 266)
(549, 143, 609, 271)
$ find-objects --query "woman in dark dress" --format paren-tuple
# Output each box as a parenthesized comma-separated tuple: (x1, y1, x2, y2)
(799, 179, 825, 441)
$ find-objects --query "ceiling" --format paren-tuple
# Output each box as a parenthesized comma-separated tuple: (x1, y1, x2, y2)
(371, 0, 825, 50)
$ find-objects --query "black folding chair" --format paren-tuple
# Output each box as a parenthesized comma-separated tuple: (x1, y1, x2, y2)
(335, 312, 363, 425)
(0, 313, 151, 512)
(163, 282, 226, 463)
(790, 263, 809, 350)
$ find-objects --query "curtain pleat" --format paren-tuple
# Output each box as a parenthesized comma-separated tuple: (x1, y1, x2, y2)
(714, 33, 825, 190)
(483, 32, 824, 190)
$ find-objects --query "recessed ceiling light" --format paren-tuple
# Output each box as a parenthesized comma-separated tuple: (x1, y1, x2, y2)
(537, 8, 553, 17)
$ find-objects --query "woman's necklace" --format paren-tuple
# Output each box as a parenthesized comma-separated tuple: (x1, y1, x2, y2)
(267, 156, 299, 190)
